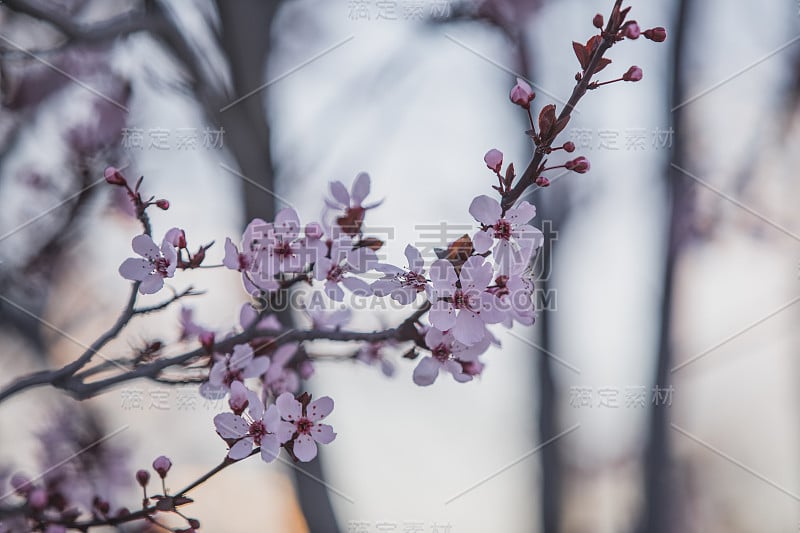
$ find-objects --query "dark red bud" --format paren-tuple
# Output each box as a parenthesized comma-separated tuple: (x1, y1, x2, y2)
(155, 199, 170, 210)
(593, 14, 604, 28)
(535, 176, 550, 187)
(136, 469, 150, 487)
(566, 156, 591, 173)
(643, 27, 667, 42)
(563, 141, 576, 153)
(623, 66, 643, 82)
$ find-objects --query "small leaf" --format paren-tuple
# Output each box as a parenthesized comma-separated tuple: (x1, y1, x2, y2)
(594, 57, 612, 74)
(572, 41, 590, 70)
(538, 104, 557, 140)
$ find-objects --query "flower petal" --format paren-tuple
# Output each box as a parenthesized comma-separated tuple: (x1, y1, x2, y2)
(412, 357, 441, 386)
(329, 181, 350, 207)
(429, 301, 456, 331)
(472, 230, 493, 254)
(307, 396, 334, 422)
(259, 435, 281, 463)
(214, 413, 248, 439)
(276, 392, 302, 421)
(228, 437, 254, 460)
(119, 258, 152, 282)
(293, 434, 318, 462)
(469, 195, 501, 225)
(351, 172, 371, 205)
(223, 238, 240, 270)
(311, 423, 336, 444)
(138, 273, 164, 294)
(131, 234, 159, 260)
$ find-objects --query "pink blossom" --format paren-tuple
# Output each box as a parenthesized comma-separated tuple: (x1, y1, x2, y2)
(325, 173, 382, 235)
(429, 256, 504, 345)
(486, 273, 536, 327)
(356, 341, 396, 377)
(509, 77, 535, 108)
(200, 344, 270, 399)
(276, 393, 336, 462)
(371, 245, 431, 305)
(469, 195, 543, 275)
(179, 306, 213, 341)
(214, 386, 294, 463)
(118, 233, 178, 294)
(263, 343, 300, 396)
(313, 238, 375, 301)
(413, 328, 492, 386)
(484, 149, 503, 172)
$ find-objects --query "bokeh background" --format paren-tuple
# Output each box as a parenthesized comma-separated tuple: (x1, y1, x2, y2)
(0, 0, 798, 532)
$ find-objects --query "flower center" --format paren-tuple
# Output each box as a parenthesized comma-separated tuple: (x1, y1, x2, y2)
(154, 257, 170, 276)
(453, 290, 472, 310)
(402, 271, 427, 291)
(249, 420, 266, 445)
(326, 265, 344, 282)
(493, 220, 512, 240)
(432, 343, 451, 363)
(296, 418, 313, 435)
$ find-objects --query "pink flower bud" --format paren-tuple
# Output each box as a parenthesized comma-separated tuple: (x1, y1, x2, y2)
(623, 22, 640, 39)
(509, 78, 535, 109)
(644, 27, 667, 42)
(592, 14, 604, 29)
(152, 456, 172, 478)
(104, 166, 127, 186)
(483, 149, 503, 173)
(136, 469, 150, 487)
(566, 156, 591, 173)
(155, 199, 170, 210)
(563, 141, 576, 153)
(28, 488, 47, 509)
(623, 66, 643, 82)
(229, 382, 249, 416)
(165, 228, 186, 248)
(535, 176, 550, 187)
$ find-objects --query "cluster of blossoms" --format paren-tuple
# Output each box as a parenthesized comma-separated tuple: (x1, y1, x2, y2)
(0, 4, 665, 530)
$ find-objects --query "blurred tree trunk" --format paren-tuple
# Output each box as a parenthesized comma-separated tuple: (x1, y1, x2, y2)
(638, 0, 691, 531)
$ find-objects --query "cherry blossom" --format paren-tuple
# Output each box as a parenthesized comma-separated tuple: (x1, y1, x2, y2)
(262, 343, 300, 396)
(118, 233, 178, 294)
(486, 271, 536, 327)
(325, 173, 382, 235)
(509, 77, 535, 108)
(200, 344, 270, 399)
(371, 244, 431, 305)
(355, 341, 396, 377)
(276, 393, 336, 462)
(468, 195, 543, 275)
(413, 328, 492, 386)
(429, 255, 504, 345)
(214, 384, 294, 463)
(313, 238, 375, 301)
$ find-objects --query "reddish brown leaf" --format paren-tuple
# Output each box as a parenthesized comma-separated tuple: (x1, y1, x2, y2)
(538, 104, 557, 140)
(572, 41, 590, 70)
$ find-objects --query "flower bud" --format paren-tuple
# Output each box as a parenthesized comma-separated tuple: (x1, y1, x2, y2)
(483, 149, 503, 173)
(165, 228, 187, 248)
(136, 469, 150, 487)
(509, 78, 535, 109)
(563, 141, 576, 153)
(229, 381, 249, 416)
(155, 199, 170, 210)
(152, 456, 172, 478)
(200, 331, 215, 352)
(643, 27, 667, 42)
(565, 156, 591, 173)
(592, 14, 604, 29)
(623, 22, 640, 39)
(623, 66, 643, 82)
(104, 166, 127, 186)
(535, 176, 550, 187)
